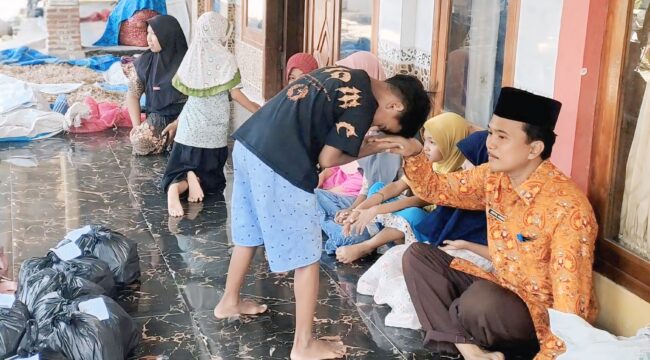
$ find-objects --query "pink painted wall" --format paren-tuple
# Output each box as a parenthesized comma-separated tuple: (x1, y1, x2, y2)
(553, 0, 608, 192)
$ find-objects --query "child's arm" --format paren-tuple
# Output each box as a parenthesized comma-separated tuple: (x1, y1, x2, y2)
(343, 195, 428, 236)
(319, 136, 403, 169)
(440, 240, 491, 260)
(355, 179, 411, 210)
(125, 65, 145, 128)
(318, 145, 356, 168)
(372, 196, 429, 215)
(230, 88, 261, 113)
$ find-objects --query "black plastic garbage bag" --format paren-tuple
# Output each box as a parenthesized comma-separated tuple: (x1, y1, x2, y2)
(45, 311, 124, 360)
(30, 277, 106, 339)
(60, 225, 140, 285)
(18, 253, 115, 294)
(0, 300, 29, 359)
(17, 269, 65, 312)
(71, 295, 140, 356)
(62, 276, 107, 299)
(16, 320, 70, 360)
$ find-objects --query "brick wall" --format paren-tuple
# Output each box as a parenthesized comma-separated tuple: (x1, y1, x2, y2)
(45, 0, 82, 57)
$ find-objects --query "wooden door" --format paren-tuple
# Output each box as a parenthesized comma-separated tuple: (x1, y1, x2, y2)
(304, 0, 341, 66)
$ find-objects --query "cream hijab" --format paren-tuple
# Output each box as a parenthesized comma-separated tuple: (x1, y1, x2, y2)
(173, 12, 239, 96)
(423, 112, 470, 174)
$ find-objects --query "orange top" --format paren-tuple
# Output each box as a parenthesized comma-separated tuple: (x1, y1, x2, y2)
(403, 153, 598, 360)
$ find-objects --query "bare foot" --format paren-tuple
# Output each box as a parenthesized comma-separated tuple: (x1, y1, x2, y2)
(335, 243, 372, 263)
(213, 299, 268, 319)
(167, 186, 184, 217)
(456, 343, 505, 360)
(290, 338, 347, 360)
(187, 171, 204, 203)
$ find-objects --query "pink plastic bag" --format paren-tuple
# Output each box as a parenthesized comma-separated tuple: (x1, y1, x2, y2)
(69, 97, 137, 134)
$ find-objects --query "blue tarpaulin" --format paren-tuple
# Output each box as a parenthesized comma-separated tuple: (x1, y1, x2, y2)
(0, 47, 120, 72)
(93, 0, 167, 47)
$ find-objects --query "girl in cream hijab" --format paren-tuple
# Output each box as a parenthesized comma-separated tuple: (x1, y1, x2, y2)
(336, 112, 471, 263)
(162, 11, 260, 217)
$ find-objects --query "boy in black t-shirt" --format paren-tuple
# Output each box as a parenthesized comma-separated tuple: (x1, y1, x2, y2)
(214, 66, 430, 360)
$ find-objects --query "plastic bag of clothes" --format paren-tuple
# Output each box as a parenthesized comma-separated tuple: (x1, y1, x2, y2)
(17, 269, 65, 312)
(0, 297, 29, 358)
(45, 311, 124, 360)
(70, 295, 140, 356)
(18, 252, 115, 294)
(15, 320, 70, 360)
(58, 225, 140, 285)
(32, 292, 140, 357)
(30, 277, 106, 339)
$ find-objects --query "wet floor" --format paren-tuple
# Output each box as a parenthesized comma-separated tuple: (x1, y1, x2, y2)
(0, 130, 447, 359)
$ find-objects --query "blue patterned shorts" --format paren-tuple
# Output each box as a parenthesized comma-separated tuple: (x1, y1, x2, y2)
(230, 141, 322, 272)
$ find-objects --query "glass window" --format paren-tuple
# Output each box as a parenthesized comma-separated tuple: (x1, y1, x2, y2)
(339, 0, 373, 59)
(247, 0, 264, 31)
(617, 0, 650, 261)
(442, 0, 508, 127)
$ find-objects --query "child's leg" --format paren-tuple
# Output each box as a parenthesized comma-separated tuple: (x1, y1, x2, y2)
(167, 180, 189, 217)
(187, 170, 204, 202)
(336, 227, 404, 263)
(290, 262, 346, 360)
(214, 245, 268, 318)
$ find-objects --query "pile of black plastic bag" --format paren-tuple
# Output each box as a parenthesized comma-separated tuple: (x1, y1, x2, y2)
(0, 225, 141, 360)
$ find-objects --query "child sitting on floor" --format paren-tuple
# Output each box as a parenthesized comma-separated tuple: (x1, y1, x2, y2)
(338, 112, 473, 263)
(161, 12, 260, 217)
(356, 130, 491, 330)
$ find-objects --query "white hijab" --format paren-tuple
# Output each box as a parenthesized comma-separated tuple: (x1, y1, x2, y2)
(174, 12, 239, 93)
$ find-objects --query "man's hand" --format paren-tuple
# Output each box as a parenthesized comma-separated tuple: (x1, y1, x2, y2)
(161, 119, 179, 145)
(368, 136, 423, 157)
(439, 240, 469, 251)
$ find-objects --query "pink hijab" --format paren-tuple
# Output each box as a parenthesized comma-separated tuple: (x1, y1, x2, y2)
(336, 51, 386, 80)
(286, 53, 319, 82)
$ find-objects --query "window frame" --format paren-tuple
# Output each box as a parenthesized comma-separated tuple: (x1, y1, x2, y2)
(589, 0, 650, 302)
(242, 0, 265, 49)
(428, 0, 520, 113)
(337, 0, 380, 60)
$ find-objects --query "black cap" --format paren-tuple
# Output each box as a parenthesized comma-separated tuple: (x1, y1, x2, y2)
(493, 87, 562, 130)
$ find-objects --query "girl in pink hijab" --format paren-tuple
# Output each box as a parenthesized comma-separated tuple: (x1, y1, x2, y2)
(336, 51, 386, 80)
(285, 52, 319, 84)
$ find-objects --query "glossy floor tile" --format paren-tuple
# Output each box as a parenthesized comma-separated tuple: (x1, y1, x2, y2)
(0, 130, 442, 360)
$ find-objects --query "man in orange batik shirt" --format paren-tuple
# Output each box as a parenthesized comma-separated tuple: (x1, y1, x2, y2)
(374, 87, 598, 360)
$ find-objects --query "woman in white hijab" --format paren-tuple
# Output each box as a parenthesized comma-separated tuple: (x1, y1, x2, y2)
(162, 11, 260, 217)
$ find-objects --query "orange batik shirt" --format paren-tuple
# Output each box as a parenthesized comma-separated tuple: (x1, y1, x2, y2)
(403, 153, 598, 360)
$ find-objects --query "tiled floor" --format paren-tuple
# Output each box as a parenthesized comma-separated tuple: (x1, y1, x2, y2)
(0, 130, 445, 359)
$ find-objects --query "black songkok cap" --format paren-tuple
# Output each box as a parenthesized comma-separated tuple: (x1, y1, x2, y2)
(493, 87, 562, 130)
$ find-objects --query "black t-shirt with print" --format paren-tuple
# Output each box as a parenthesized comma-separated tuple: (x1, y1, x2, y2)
(233, 66, 378, 193)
